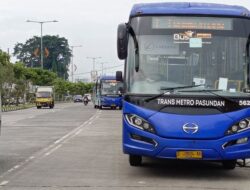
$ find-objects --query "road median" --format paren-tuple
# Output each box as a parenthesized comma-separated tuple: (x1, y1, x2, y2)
(1, 101, 72, 112)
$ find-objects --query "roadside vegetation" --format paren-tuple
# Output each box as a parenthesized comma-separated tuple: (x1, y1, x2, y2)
(0, 42, 93, 108)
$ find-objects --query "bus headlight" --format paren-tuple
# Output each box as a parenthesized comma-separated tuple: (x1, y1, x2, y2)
(125, 114, 156, 134)
(226, 118, 250, 135)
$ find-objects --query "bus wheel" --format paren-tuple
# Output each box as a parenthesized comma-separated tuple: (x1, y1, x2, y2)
(99, 105, 103, 110)
(119, 106, 122, 110)
(129, 155, 142, 166)
(222, 160, 236, 169)
(37, 106, 41, 109)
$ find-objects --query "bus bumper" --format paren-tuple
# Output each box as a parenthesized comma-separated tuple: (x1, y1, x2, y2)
(36, 101, 53, 107)
(123, 122, 250, 160)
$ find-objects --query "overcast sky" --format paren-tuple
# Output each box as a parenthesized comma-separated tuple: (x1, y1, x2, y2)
(1, 0, 250, 80)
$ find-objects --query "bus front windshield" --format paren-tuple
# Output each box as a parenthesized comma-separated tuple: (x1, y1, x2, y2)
(126, 16, 250, 95)
(101, 80, 123, 95)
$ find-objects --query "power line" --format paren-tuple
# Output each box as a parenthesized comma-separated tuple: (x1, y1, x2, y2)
(74, 64, 124, 76)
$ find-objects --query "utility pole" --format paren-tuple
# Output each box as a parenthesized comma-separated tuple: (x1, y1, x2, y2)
(99, 62, 107, 76)
(70, 45, 82, 82)
(87, 57, 101, 71)
(27, 20, 58, 69)
(87, 57, 101, 82)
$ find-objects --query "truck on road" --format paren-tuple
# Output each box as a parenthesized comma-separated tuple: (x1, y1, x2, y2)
(117, 2, 250, 169)
(35, 86, 54, 109)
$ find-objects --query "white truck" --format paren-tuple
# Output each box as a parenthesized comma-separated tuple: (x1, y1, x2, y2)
(35, 86, 54, 109)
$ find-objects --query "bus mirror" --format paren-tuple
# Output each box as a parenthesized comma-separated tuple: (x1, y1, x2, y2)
(116, 71, 123, 82)
(117, 23, 128, 60)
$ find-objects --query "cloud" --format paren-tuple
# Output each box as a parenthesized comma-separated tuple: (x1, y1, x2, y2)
(0, 0, 250, 79)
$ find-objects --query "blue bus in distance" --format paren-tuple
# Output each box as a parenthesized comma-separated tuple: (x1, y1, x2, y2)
(117, 2, 250, 169)
(93, 75, 123, 110)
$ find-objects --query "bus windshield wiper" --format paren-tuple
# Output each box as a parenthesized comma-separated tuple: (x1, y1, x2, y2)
(179, 89, 241, 109)
(144, 84, 203, 103)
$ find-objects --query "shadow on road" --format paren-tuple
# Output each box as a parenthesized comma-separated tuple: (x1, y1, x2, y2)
(129, 158, 249, 180)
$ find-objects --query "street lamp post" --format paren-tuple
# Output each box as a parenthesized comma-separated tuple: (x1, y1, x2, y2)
(26, 20, 58, 69)
(70, 45, 82, 82)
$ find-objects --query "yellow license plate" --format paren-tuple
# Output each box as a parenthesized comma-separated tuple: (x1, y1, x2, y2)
(111, 104, 116, 106)
(176, 151, 202, 159)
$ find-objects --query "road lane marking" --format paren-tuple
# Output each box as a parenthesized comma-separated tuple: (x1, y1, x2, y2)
(13, 165, 20, 169)
(41, 111, 99, 157)
(75, 129, 83, 135)
(44, 145, 62, 156)
(0, 181, 8, 186)
(0, 110, 99, 180)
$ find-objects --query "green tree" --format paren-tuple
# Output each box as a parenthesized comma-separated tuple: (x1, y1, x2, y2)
(53, 79, 94, 100)
(0, 50, 15, 105)
(13, 35, 72, 79)
(0, 50, 14, 85)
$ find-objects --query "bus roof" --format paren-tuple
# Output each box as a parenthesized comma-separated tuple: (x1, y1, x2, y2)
(130, 3, 250, 18)
(99, 75, 116, 81)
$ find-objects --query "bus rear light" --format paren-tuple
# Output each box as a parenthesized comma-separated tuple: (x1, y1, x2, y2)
(125, 114, 156, 134)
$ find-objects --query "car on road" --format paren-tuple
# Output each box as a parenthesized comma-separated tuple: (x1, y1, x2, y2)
(73, 95, 83, 103)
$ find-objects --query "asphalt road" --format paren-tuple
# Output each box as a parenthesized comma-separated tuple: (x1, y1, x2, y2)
(0, 103, 250, 190)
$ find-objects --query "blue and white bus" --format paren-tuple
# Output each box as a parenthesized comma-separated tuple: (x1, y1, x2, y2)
(93, 75, 123, 109)
(117, 2, 250, 169)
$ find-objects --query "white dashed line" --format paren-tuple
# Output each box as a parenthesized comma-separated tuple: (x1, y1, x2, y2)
(0, 110, 99, 180)
(44, 145, 62, 156)
(0, 181, 9, 186)
(13, 165, 20, 169)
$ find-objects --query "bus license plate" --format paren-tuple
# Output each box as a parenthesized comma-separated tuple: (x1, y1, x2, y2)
(176, 151, 202, 159)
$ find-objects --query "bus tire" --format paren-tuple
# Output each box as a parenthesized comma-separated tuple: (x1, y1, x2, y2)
(129, 155, 142, 166)
(37, 106, 41, 109)
(222, 160, 236, 169)
(119, 106, 122, 110)
(99, 105, 103, 110)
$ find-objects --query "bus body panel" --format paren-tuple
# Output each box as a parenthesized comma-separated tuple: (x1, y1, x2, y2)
(148, 108, 250, 140)
(101, 96, 123, 108)
(130, 3, 250, 18)
(94, 75, 123, 109)
(123, 101, 250, 160)
(120, 2, 250, 163)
